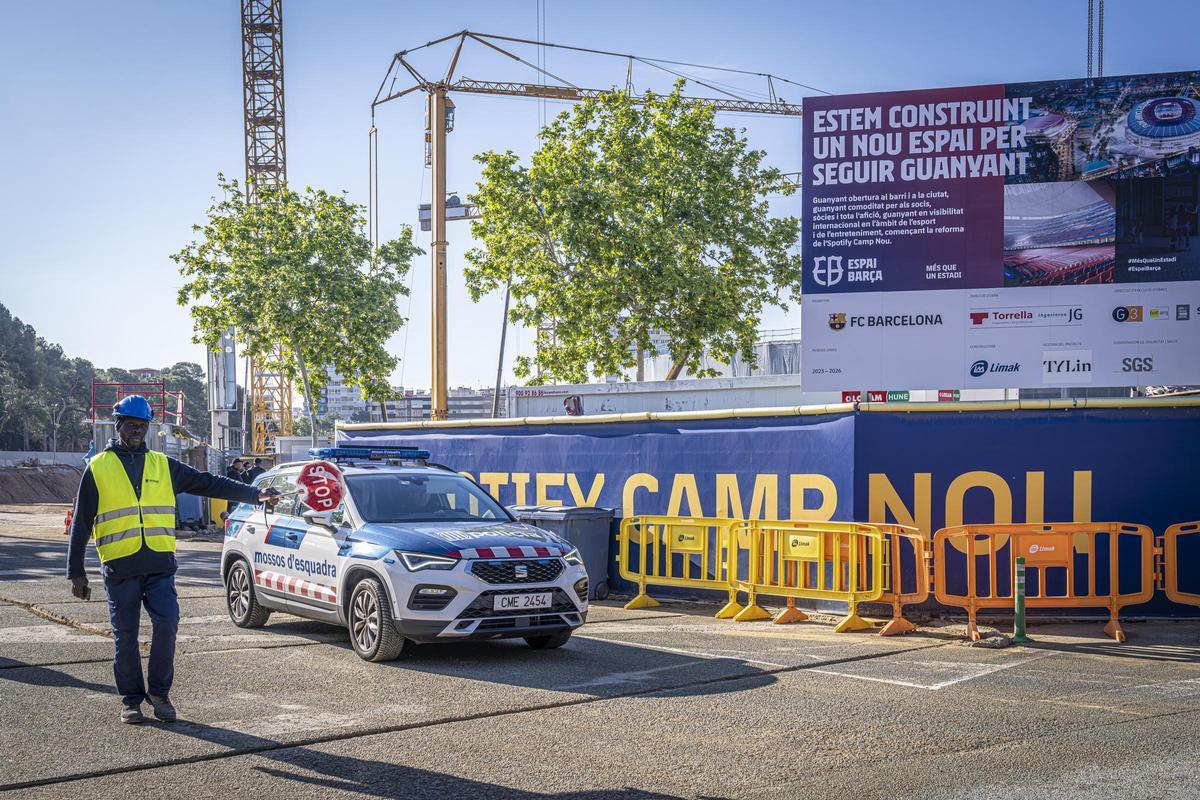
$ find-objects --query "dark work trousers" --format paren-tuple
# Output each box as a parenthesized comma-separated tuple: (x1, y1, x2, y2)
(103, 571, 180, 706)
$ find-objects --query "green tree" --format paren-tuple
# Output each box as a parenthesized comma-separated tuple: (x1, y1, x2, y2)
(173, 175, 421, 443)
(464, 82, 801, 383)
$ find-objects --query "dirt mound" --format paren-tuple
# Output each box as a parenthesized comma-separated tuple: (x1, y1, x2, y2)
(0, 465, 83, 504)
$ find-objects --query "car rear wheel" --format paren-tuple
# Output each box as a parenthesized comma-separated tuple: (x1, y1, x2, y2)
(348, 577, 405, 662)
(226, 560, 271, 628)
(524, 629, 572, 649)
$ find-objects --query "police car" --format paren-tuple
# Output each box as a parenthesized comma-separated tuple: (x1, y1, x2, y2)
(221, 446, 588, 661)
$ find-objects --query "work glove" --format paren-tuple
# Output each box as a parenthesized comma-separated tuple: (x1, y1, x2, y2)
(70, 575, 91, 601)
(258, 487, 281, 510)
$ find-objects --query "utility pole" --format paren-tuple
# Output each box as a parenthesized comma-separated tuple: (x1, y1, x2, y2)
(50, 402, 69, 461)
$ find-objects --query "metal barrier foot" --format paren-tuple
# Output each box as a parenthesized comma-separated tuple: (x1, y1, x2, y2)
(772, 605, 809, 625)
(714, 600, 744, 619)
(834, 612, 875, 633)
(624, 593, 661, 610)
(1103, 617, 1127, 643)
(879, 616, 917, 636)
(733, 604, 772, 622)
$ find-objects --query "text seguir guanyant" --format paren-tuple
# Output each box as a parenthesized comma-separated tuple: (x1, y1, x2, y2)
(809, 97, 1034, 186)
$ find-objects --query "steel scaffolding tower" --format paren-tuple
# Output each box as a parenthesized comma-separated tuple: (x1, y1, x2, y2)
(241, 0, 293, 454)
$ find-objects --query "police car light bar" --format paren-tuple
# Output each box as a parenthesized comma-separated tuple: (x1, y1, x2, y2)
(308, 446, 432, 462)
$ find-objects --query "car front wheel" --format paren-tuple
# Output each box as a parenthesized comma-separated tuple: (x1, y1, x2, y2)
(226, 560, 271, 628)
(347, 577, 405, 662)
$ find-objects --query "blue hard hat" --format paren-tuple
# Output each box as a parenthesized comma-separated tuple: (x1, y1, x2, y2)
(113, 395, 154, 422)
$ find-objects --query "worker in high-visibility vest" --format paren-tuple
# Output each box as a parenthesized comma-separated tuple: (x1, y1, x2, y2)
(67, 395, 278, 724)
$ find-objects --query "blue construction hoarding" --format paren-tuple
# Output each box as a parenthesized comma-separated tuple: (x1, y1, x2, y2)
(339, 404, 1200, 615)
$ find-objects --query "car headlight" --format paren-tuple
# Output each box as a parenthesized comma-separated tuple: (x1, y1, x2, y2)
(562, 548, 584, 567)
(396, 551, 459, 571)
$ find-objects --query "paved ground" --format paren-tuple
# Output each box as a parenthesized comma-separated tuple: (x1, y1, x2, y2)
(1, 514, 1199, 799)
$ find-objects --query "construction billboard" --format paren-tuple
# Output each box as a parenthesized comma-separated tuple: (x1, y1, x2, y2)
(801, 70, 1200, 390)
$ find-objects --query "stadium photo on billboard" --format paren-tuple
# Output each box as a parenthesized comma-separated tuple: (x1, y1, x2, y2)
(1010, 70, 1200, 182)
(1003, 181, 1116, 287)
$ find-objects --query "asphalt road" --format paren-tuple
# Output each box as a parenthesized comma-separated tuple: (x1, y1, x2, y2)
(1, 528, 1199, 799)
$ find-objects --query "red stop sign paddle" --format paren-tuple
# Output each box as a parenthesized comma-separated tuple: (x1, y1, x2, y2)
(297, 460, 345, 512)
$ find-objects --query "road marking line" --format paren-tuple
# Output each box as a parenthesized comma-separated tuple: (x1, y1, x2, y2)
(576, 634, 787, 668)
(808, 651, 1057, 691)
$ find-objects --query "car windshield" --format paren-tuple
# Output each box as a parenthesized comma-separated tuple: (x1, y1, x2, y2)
(347, 473, 510, 523)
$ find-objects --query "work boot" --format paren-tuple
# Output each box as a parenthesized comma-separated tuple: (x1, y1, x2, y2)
(146, 694, 177, 723)
(120, 704, 145, 725)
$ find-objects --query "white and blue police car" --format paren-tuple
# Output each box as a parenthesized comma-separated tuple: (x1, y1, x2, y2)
(221, 446, 588, 661)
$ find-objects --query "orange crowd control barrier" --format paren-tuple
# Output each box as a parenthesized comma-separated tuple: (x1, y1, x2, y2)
(875, 524, 930, 636)
(732, 521, 885, 631)
(618, 516, 749, 616)
(1163, 522, 1200, 608)
(933, 522, 1155, 642)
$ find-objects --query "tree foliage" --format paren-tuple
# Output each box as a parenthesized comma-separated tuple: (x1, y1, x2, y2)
(173, 175, 421, 417)
(0, 303, 94, 451)
(0, 304, 213, 452)
(465, 82, 801, 383)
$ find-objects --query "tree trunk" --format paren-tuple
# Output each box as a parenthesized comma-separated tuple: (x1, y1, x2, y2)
(294, 348, 319, 448)
(665, 360, 686, 381)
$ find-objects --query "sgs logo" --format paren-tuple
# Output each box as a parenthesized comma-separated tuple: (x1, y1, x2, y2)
(1121, 356, 1154, 373)
(1112, 305, 1144, 322)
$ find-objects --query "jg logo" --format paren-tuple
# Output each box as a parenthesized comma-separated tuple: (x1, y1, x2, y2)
(812, 255, 844, 287)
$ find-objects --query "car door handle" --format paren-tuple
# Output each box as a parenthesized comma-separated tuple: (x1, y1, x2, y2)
(245, 525, 256, 535)
(285, 532, 299, 541)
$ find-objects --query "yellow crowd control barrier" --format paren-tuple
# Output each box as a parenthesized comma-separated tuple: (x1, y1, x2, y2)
(933, 522, 1155, 642)
(1163, 522, 1200, 608)
(876, 524, 930, 636)
(619, 516, 748, 617)
(732, 521, 885, 632)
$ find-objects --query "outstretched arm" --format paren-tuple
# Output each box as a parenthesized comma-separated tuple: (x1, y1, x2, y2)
(168, 458, 263, 505)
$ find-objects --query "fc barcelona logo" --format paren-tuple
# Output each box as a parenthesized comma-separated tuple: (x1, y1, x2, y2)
(828, 313, 846, 331)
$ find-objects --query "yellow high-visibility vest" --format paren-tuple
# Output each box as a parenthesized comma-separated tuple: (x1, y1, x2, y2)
(89, 450, 176, 562)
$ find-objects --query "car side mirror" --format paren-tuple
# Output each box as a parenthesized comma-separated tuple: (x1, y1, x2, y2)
(302, 508, 336, 531)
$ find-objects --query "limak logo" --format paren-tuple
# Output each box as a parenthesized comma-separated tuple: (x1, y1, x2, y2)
(970, 359, 1020, 378)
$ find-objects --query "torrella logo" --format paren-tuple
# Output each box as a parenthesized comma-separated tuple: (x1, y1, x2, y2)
(812, 255, 844, 287)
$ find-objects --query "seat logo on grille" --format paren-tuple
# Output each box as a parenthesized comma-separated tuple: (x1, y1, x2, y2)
(514, 564, 528, 579)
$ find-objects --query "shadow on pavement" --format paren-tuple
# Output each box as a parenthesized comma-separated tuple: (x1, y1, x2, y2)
(0, 538, 220, 584)
(165, 720, 730, 800)
(0, 657, 113, 693)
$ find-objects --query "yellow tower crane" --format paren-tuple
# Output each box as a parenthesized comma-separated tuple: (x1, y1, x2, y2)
(370, 32, 808, 419)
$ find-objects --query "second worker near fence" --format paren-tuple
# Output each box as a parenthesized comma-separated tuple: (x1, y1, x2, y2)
(66, 395, 279, 725)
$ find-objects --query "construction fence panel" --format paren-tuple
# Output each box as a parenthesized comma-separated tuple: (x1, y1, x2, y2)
(934, 522, 1155, 642)
(875, 523, 930, 636)
(619, 516, 748, 617)
(1163, 522, 1200, 607)
(734, 521, 885, 631)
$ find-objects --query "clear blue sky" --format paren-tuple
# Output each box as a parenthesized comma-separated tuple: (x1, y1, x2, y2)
(2, 0, 1198, 390)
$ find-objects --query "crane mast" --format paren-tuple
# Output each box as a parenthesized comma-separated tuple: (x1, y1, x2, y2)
(240, 0, 293, 455)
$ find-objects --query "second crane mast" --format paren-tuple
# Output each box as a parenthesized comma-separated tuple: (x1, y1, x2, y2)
(371, 31, 804, 420)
